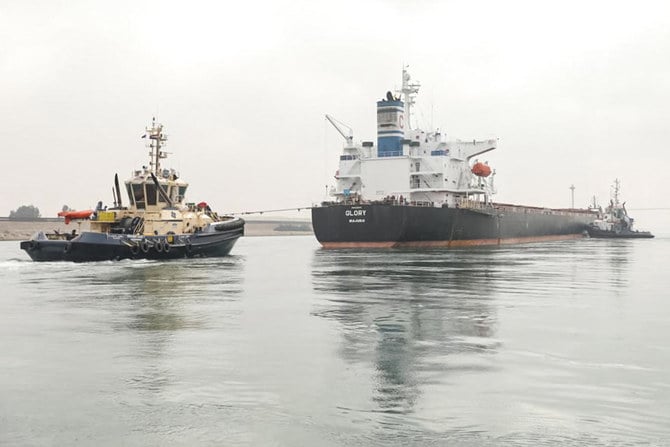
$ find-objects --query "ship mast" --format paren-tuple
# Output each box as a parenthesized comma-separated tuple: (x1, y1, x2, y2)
(146, 117, 168, 174)
(399, 66, 420, 130)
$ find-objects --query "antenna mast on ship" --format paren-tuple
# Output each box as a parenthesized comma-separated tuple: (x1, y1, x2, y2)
(146, 117, 168, 174)
(612, 178, 621, 206)
(399, 66, 420, 130)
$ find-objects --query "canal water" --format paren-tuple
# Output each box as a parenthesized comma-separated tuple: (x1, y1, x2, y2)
(1, 233, 669, 445)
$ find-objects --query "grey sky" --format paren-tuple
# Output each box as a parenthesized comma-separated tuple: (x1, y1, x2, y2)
(2, 0, 669, 219)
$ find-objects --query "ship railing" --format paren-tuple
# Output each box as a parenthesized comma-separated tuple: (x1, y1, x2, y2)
(378, 150, 404, 158)
(408, 200, 433, 207)
(334, 197, 364, 206)
(456, 199, 492, 210)
(476, 202, 598, 217)
(331, 197, 430, 207)
(328, 196, 597, 216)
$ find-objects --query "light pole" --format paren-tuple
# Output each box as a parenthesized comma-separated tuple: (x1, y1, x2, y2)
(570, 184, 575, 209)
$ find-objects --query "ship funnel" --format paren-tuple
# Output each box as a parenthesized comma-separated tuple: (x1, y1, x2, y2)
(377, 93, 404, 157)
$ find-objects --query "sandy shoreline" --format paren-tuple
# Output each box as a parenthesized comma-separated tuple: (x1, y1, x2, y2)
(0, 219, 313, 241)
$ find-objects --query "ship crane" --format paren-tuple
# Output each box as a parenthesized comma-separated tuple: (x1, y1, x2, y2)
(325, 114, 353, 146)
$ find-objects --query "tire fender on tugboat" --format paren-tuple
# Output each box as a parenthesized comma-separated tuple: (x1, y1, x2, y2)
(130, 243, 140, 256)
(140, 239, 150, 253)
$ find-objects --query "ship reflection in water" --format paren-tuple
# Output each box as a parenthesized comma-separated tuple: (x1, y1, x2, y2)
(114, 257, 246, 398)
(311, 248, 503, 417)
(32, 256, 246, 400)
(4, 236, 667, 445)
(310, 240, 640, 441)
(102, 256, 246, 332)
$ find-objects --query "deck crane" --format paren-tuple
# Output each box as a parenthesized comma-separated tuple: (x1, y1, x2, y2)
(325, 114, 354, 146)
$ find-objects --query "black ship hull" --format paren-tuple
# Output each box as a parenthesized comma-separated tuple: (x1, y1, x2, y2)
(312, 203, 595, 248)
(20, 219, 244, 262)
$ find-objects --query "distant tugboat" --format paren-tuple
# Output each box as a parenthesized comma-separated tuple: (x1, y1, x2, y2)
(20, 119, 244, 261)
(586, 179, 654, 239)
(311, 68, 597, 248)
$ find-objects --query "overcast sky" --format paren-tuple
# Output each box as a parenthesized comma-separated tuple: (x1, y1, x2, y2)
(2, 0, 669, 221)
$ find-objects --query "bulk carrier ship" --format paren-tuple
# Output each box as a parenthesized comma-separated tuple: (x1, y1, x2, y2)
(311, 69, 596, 248)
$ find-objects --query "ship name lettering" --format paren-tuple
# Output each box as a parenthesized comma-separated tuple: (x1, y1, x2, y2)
(345, 209, 367, 217)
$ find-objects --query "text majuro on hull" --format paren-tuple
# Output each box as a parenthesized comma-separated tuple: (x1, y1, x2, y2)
(312, 69, 597, 248)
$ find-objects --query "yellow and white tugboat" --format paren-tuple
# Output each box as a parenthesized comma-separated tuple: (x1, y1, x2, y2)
(20, 118, 245, 262)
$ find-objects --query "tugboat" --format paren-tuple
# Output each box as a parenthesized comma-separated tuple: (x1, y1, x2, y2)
(311, 68, 597, 248)
(586, 179, 654, 239)
(20, 118, 245, 261)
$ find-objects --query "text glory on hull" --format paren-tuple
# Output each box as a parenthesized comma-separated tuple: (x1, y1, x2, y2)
(21, 119, 244, 262)
(312, 69, 596, 248)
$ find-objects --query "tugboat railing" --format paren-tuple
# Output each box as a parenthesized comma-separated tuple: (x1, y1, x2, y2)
(135, 219, 145, 235)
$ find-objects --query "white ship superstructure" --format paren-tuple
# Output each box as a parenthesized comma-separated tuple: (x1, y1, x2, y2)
(328, 68, 498, 208)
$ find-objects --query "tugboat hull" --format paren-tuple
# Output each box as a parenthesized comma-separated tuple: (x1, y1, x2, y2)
(585, 226, 654, 239)
(20, 219, 244, 262)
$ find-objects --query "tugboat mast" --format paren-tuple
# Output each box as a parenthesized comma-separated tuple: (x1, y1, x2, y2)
(611, 178, 622, 207)
(146, 117, 168, 174)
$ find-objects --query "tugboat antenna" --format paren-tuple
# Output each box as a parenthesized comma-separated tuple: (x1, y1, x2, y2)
(612, 179, 621, 206)
(146, 117, 168, 174)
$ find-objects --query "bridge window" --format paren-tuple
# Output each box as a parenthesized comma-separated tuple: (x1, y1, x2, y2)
(132, 184, 145, 209)
(146, 184, 157, 206)
(126, 184, 135, 205)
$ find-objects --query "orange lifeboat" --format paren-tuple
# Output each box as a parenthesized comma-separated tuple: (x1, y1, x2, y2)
(472, 162, 492, 177)
(57, 210, 93, 224)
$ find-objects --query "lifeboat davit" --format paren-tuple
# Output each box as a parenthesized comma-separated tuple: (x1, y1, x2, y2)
(472, 162, 492, 177)
(57, 210, 93, 224)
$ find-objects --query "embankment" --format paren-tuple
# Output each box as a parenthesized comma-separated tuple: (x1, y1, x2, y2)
(0, 218, 313, 241)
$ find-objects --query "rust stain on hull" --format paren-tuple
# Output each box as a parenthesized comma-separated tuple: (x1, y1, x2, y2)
(319, 233, 585, 249)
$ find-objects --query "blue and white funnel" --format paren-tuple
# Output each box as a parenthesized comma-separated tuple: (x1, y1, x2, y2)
(377, 92, 405, 157)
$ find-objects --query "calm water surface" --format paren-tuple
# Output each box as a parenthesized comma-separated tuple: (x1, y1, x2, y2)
(1, 235, 669, 446)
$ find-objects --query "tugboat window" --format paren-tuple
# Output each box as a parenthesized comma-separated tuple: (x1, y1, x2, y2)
(126, 184, 135, 205)
(146, 184, 157, 206)
(157, 185, 167, 204)
(132, 184, 145, 209)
